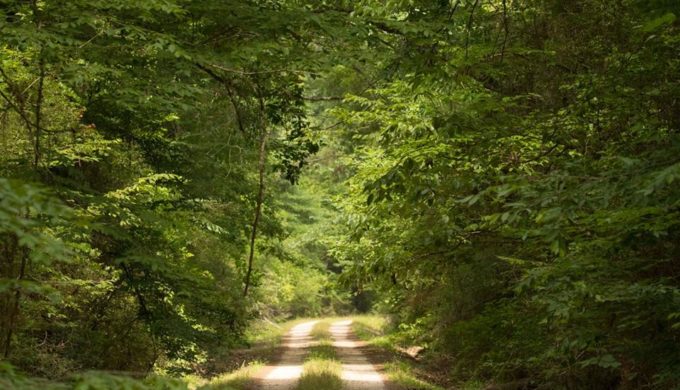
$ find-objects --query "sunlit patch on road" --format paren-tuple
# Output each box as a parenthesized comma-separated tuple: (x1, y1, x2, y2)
(331, 320, 386, 389)
(259, 320, 318, 389)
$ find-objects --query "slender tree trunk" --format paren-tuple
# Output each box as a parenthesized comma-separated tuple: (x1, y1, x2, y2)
(465, 0, 480, 59)
(33, 53, 45, 169)
(0, 235, 17, 358)
(243, 97, 268, 298)
(2, 238, 27, 358)
(500, 0, 509, 63)
(31, 0, 44, 169)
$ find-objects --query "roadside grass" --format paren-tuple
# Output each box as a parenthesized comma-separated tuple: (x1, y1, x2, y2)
(350, 315, 447, 390)
(351, 315, 393, 346)
(384, 361, 444, 390)
(0, 371, 195, 390)
(295, 320, 342, 390)
(194, 361, 264, 390)
(459, 380, 487, 390)
(184, 317, 314, 390)
(351, 314, 389, 335)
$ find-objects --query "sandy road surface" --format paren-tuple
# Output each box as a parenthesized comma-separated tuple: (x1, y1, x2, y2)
(256, 320, 318, 389)
(256, 319, 386, 390)
(330, 320, 385, 390)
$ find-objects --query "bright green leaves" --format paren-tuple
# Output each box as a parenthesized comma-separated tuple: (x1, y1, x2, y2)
(105, 174, 184, 205)
(49, 130, 122, 168)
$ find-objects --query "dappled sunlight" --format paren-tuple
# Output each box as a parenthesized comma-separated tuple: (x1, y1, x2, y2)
(342, 364, 384, 383)
(265, 365, 303, 380)
(286, 321, 319, 339)
(333, 340, 358, 348)
(330, 320, 386, 389)
(258, 318, 386, 389)
(259, 320, 318, 389)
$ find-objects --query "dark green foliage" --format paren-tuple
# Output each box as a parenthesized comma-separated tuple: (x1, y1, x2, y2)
(2, 0, 679, 388)
(323, 0, 680, 388)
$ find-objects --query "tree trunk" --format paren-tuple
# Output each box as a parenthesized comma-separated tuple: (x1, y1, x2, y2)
(243, 97, 268, 298)
(33, 53, 45, 169)
(2, 237, 28, 358)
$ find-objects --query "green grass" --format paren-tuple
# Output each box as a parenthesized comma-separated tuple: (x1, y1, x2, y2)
(310, 320, 332, 340)
(204, 361, 263, 389)
(307, 339, 336, 361)
(384, 362, 444, 390)
(183, 361, 263, 390)
(458, 380, 487, 390)
(295, 359, 343, 390)
(351, 314, 389, 334)
(351, 315, 396, 350)
(294, 319, 342, 390)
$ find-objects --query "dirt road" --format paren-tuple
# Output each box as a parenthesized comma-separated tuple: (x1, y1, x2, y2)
(255, 319, 386, 390)
(330, 320, 385, 390)
(255, 320, 317, 389)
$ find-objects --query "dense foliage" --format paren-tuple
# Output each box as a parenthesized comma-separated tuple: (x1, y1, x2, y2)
(0, 0, 345, 382)
(1, 0, 679, 389)
(326, 0, 680, 388)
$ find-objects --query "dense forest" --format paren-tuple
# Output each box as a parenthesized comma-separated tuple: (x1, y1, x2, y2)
(1, 0, 679, 389)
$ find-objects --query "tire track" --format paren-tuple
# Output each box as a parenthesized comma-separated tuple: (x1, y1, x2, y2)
(256, 320, 318, 390)
(330, 320, 386, 390)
